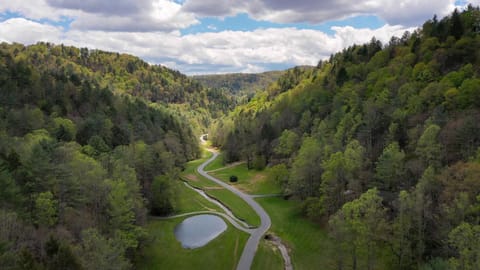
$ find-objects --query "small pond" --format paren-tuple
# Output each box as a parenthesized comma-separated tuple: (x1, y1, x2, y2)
(174, 214, 227, 249)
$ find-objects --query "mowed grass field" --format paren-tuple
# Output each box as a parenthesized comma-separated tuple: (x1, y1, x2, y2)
(204, 152, 225, 171)
(181, 151, 261, 227)
(138, 179, 248, 270)
(255, 197, 336, 269)
(208, 163, 282, 195)
(251, 239, 284, 270)
(138, 217, 249, 270)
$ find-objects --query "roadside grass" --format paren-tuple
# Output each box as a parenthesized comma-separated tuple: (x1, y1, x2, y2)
(206, 189, 261, 227)
(182, 149, 212, 175)
(251, 239, 284, 270)
(204, 152, 225, 171)
(138, 179, 249, 270)
(209, 163, 282, 195)
(174, 180, 221, 214)
(255, 197, 336, 270)
(181, 151, 261, 227)
(137, 217, 249, 270)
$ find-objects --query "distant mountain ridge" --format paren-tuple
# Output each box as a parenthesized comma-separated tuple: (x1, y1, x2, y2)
(191, 70, 285, 95)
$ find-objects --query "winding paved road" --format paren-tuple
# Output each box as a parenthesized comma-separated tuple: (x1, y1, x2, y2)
(197, 146, 271, 270)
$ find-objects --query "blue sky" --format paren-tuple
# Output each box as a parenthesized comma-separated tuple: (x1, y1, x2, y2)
(0, 0, 476, 74)
(180, 13, 386, 36)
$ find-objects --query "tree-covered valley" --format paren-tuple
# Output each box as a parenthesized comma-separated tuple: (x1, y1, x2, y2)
(210, 7, 480, 269)
(0, 42, 240, 269)
(1, 6, 480, 270)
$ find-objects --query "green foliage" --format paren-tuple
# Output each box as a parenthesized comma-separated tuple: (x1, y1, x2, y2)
(0, 169, 20, 208)
(416, 124, 442, 169)
(0, 41, 207, 268)
(150, 175, 177, 216)
(52, 117, 76, 142)
(193, 70, 284, 97)
(267, 164, 289, 190)
(288, 137, 322, 199)
(214, 8, 480, 268)
(76, 228, 130, 270)
(35, 191, 57, 227)
(274, 129, 300, 157)
(375, 142, 406, 191)
(329, 188, 388, 270)
(448, 222, 480, 270)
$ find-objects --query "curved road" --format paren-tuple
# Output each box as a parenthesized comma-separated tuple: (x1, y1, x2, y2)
(197, 148, 271, 270)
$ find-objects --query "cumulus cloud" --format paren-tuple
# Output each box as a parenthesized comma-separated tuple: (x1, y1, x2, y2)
(46, 0, 149, 16)
(70, 1, 198, 32)
(183, 0, 456, 26)
(1, 0, 464, 74)
(0, 18, 64, 44)
(0, 0, 72, 21)
(1, 0, 198, 32)
(0, 17, 414, 74)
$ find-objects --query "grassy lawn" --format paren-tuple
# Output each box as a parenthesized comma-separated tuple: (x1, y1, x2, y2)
(209, 163, 282, 195)
(204, 152, 225, 171)
(182, 149, 213, 176)
(174, 180, 221, 214)
(256, 197, 336, 270)
(137, 217, 249, 270)
(206, 189, 260, 227)
(138, 175, 249, 270)
(181, 152, 261, 227)
(251, 239, 284, 270)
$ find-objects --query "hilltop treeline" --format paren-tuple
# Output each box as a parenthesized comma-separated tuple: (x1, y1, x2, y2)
(211, 7, 480, 269)
(192, 70, 284, 98)
(0, 42, 208, 268)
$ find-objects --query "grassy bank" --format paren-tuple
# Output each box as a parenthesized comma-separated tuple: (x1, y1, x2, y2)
(138, 177, 248, 269)
(209, 163, 282, 195)
(204, 152, 225, 171)
(256, 197, 336, 269)
(251, 239, 284, 270)
(181, 151, 261, 227)
(138, 217, 249, 270)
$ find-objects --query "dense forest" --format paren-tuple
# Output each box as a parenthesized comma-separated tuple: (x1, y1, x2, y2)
(211, 7, 480, 269)
(192, 70, 285, 100)
(0, 42, 226, 269)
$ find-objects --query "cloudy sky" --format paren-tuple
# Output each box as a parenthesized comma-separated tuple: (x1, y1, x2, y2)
(0, 0, 477, 74)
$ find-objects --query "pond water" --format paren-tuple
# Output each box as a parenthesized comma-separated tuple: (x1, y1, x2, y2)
(174, 214, 227, 249)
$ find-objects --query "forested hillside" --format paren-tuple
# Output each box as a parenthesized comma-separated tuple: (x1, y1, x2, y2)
(192, 70, 285, 98)
(211, 7, 480, 269)
(0, 42, 213, 269)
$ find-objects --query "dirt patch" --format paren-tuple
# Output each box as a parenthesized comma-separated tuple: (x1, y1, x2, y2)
(251, 173, 266, 183)
(184, 174, 199, 181)
(241, 173, 266, 190)
(265, 233, 293, 270)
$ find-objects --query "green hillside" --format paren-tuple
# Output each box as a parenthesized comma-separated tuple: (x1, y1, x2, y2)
(0, 42, 220, 269)
(211, 7, 480, 269)
(192, 70, 285, 96)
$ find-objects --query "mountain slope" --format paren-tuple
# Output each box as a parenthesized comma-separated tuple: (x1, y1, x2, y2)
(0, 42, 210, 269)
(192, 70, 284, 95)
(211, 7, 480, 269)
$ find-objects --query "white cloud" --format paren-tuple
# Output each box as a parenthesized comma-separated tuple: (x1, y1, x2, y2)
(0, 17, 414, 74)
(1, 0, 465, 74)
(0, 0, 198, 32)
(0, 0, 73, 21)
(0, 18, 64, 44)
(183, 0, 457, 26)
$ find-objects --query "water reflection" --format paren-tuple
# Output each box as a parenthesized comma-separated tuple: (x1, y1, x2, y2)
(174, 214, 227, 249)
